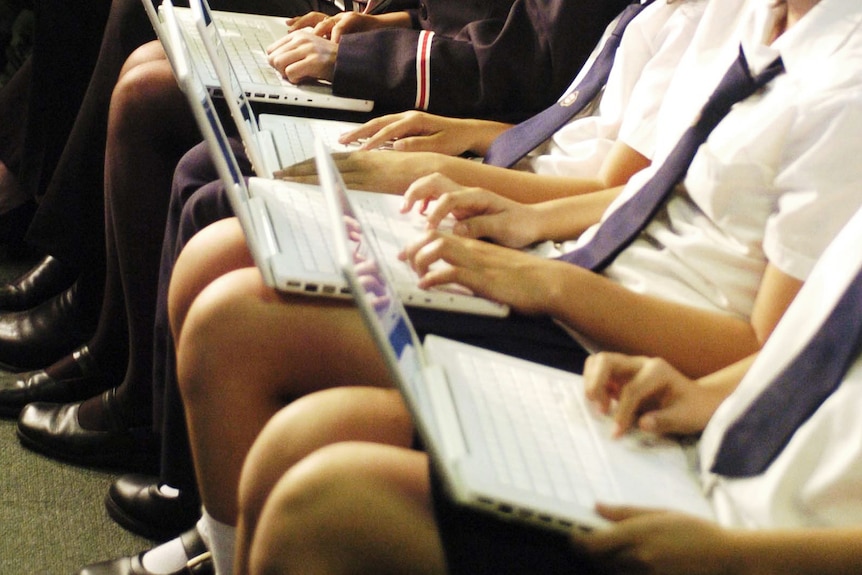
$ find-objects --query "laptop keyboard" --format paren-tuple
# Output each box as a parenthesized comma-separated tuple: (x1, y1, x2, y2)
(178, 14, 283, 86)
(267, 188, 424, 279)
(271, 121, 317, 166)
(456, 350, 616, 506)
(351, 196, 425, 284)
(271, 188, 338, 275)
(217, 18, 283, 85)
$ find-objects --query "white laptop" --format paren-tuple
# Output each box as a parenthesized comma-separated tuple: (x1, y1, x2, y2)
(325, 133, 715, 530)
(163, 3, 508, 316)
(186, 0, 364, 176)
(149, 0, 373, 112)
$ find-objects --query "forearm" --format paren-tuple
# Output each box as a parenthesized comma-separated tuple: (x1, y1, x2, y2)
(434, 156, 622, 203)
(696, 353, 756, 399)
(458, 119, 512, 155)
(528, 188, 623, 241)
(433, 140, 649, 204)
(545, 266, 762, 377)
(727, 528, 862, 575)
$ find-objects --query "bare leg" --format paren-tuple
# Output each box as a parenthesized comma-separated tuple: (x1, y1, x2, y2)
(249, 442, 445, 575)
(174, 261, 394, 525)
(235, 386, 414, 573)
(168, 217, 254, 342)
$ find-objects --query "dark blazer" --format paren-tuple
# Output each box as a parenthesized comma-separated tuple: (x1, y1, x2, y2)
(333, 0, 632, 121)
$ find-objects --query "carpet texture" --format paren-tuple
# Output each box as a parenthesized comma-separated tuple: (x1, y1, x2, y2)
(0, 249, 152, 574)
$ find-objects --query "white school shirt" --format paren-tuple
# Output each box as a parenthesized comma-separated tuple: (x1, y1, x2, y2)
(699, 204, 862, 528)
(524, 0, 706, 178)
(572, 0, 862, 324)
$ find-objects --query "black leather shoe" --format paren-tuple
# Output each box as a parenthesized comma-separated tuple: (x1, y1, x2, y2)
(0, 255, 78, 311)
(106, 474, 201, 541)
(16, 388, 158, 472)
(0, 346, 109, 417)
(0, 281, 95, 370)
(77, 528, 213, 575)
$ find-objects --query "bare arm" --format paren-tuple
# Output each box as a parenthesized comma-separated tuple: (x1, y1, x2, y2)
(279, 141, 649, 202)
(417, 140, 650, 203)
(575, 506, 862, 575)
(403, 231, 802, 377)
(338, 111, 512, 156)
(541, 261, 801, 376)
(403, 174, 624, 246)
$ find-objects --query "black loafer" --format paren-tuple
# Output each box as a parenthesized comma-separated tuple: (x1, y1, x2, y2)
(0, 345, 109, 417)
(0, 282, 95, 371)
(77, 528, 213, 575)
(106, 474, 201, 541)
(16, 388, 158, 472)
(0, 255, 78, 311)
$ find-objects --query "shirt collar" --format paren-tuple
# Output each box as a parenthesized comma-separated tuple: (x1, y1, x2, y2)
(740, 0, 862, 76)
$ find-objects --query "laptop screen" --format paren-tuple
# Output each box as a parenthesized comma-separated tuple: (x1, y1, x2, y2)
(316, 139, 427, 369)
(163, 0, 244, 191)
(189, 0, 269, 175)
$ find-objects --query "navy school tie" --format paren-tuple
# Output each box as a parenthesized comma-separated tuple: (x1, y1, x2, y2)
(558, 47, 785, 272)
(710, 263, 862, 478)
(482, 1, 653, 169)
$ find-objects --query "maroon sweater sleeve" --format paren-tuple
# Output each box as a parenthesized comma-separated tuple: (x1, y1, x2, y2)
(331, 0, 631, 122)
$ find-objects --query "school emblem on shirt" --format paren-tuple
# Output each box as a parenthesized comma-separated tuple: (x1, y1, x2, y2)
(561, 90, 580, 107)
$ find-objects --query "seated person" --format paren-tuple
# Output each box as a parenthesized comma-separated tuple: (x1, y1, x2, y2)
(74, 0, 862, 572)
(241, 192, 862, 572)
(266, 0, 629, 120)
(0, 0, 624, 371)
(15, 0, 693, 545)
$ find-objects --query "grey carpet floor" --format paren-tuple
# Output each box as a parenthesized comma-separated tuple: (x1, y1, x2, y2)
(0, 249, 151, 574)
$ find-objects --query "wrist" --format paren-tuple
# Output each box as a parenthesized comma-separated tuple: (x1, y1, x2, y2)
(325, 44, 338, 82)
(473, 121, 513, 155)
(522, 203, 547, 246)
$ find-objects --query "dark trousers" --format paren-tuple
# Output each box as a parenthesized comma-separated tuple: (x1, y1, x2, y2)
(430, 465, 598, 575)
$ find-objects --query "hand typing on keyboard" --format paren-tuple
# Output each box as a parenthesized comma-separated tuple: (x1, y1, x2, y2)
(582, 352, 729, 439)
(266, 30, 338, 83)
(402, 173, 545, 249)
(278, 151, 443, 195)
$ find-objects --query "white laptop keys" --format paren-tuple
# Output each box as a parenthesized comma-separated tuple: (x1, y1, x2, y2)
(150, 0, 373, 112)
(186, 0, 363, 174)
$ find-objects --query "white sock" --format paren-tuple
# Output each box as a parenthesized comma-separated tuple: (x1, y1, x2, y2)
(140, 537, 190, 574)
(158, 483, 181, 498)
(198, 508, 237, 575)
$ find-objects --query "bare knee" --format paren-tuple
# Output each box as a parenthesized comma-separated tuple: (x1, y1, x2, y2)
(111, 58, 180, 138)
(237, 388, 413, 540)
(119, 40, 166, 77)
(168, 219, 249, 341)
(247, 444, 375, 575)
(175, 268, 267, 403)
(248, 443, 443, 575)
